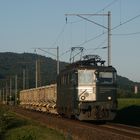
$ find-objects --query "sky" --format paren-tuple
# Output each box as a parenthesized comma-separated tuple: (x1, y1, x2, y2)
(0, 0, 140, 82)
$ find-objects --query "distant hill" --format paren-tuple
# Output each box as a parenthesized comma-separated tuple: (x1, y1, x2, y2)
(0, 52, 139, 98)
(0, 52, 67, 90)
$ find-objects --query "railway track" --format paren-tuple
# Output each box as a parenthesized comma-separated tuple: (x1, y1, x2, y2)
(101, 123, 140, 139)
(10, 106, 140, 140)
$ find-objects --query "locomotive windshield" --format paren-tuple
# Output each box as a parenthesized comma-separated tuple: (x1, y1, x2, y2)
(78, 70, 94, 85)
(77, 70, 116, 85)
(97, 72, 116, 84)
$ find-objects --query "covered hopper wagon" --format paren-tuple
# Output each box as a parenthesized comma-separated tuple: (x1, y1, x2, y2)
(20, 84, 57, 114)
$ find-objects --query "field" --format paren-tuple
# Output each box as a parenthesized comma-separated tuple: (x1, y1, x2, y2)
(117, 98, 140, 109)
(0, 105, 65, 140)
(114, 98, 140, 126)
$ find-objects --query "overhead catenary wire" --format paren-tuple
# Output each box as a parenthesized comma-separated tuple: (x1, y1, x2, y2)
(37, 48, 56, 57)
(119, 0, 122, 24)
(60, 38, 107, 54)
(51, 0, 129, 55)
(73, 32, 106, 48)
(112, 31, 140, 36)
(86, 38, 107, 50)
(50, 23, 66, 48)
(71, 13, 140, 48)
(60, 49, 71, 57)
(112, 14, 140, 31)
(51, 1, 140, 61)
(60, 12, 140, 61)
(60, 38, 107, 60)
(66, 0, 119, 24)
(96, 0, 119, 14)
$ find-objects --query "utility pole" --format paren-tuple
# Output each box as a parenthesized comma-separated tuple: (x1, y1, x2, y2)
(57, 46, 59, 75)
(6, 81, 8, 104)
(23, 69, 25, 89)
(36, 47, 60, 75)
(34, 47, 60, 87)
(17, 61, 31, 89)
(15, 75, 17, 105)
(108, 11, 111, 66)
(26, 69, 29, 89)
(65, 11, 111, 66)
(35, 59, 38, 88)
(35, 58, 41, 88)
(9, 77, 12, 104)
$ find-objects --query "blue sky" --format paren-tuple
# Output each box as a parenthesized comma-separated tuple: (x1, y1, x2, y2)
(0, 0, 140, 82)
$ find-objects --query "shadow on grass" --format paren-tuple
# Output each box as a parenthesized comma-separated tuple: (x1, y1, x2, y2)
(113, 105, 140, 127)
(6, 117, 29, 129)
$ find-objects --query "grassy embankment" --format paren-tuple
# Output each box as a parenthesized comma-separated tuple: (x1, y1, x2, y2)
(114, 98, 140, 126)
(0, 105, 65, 140)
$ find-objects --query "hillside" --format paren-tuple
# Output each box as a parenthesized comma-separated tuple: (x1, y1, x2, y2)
(0, 52, 139, 98)
(0, 52, 67, 90)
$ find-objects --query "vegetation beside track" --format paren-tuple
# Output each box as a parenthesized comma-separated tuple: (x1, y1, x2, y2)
(117, 98, 140, 109)
(114, 98, 140, 127)
(0, 105, 65, 140)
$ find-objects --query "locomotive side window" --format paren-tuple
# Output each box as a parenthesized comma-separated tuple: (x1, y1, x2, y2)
(59, 73, 71, 85)
(71, 72, 77, 86)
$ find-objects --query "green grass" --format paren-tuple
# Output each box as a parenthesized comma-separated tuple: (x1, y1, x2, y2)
(117, 98, 140, 110)
(114, 98, 140, 126)
(4, 125, 65, 140)
(0, 105, 65, 140)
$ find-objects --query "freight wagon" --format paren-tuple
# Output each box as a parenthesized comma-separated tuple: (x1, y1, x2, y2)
(20, 84, 57, 114)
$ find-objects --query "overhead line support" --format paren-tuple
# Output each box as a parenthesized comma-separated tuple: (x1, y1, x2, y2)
(65, 11, 111, 66)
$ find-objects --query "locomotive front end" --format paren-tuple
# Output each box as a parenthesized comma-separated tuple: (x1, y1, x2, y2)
(57, 55, 117, 121)
(76, 67, 117, 121)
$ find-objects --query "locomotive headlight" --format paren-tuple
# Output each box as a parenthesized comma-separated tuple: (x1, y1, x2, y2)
(108, 96, 112, 100)
(81, 96, 86, 100)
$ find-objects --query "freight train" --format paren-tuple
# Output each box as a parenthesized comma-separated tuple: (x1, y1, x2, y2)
(20, 55, 117, 121)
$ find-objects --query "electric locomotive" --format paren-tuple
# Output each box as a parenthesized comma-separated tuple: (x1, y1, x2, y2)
(57, 55, 117, 120)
